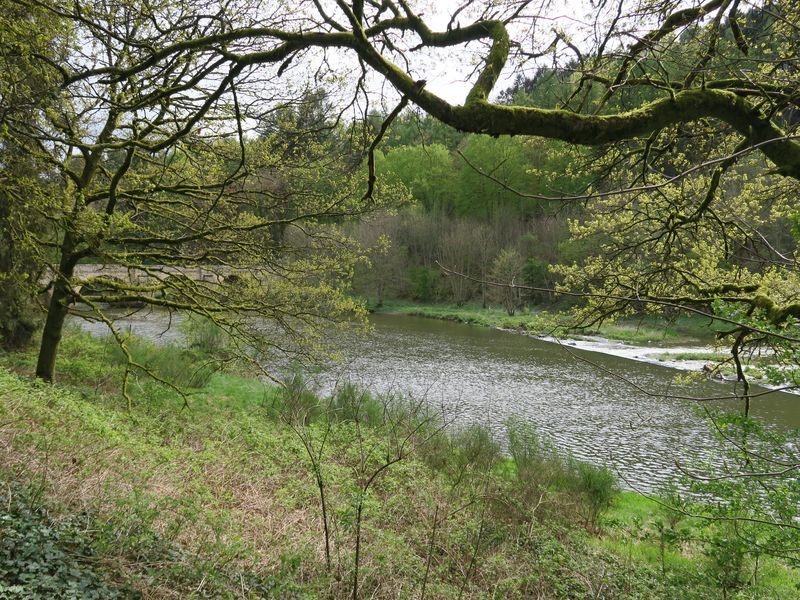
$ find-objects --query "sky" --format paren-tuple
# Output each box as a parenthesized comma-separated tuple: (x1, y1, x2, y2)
(235, 0, 659, 121)
(358, 0, 601, 105)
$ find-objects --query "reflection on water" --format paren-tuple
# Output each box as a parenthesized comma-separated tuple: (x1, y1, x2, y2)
(71, 308, 799, 491)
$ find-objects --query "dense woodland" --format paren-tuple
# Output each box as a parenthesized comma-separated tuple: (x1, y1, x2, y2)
(1, 0, 800, 597)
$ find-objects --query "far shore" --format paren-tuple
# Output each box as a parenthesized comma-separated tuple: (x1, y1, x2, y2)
(369, 299, 778, 385)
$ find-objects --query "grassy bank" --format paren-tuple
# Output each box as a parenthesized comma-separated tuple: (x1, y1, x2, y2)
(1, 330, 797, 598)
(371, 300, 722, 346)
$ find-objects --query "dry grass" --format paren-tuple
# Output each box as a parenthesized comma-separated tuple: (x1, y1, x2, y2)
(0, 373, 324, 596)
(3, 331, 795, 599)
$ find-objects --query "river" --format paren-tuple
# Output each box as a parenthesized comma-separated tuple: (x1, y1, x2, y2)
(71, 309, 800, 491)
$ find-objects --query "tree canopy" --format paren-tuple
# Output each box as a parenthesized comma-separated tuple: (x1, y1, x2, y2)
(1, 0, 799, 397)
(1, 0, 799, 579)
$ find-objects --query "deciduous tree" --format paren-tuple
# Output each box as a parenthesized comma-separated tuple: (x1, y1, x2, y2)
(7, 0, 800, 397)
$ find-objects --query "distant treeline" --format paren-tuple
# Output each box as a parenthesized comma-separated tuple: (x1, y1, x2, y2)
(345, 78, 595, 311)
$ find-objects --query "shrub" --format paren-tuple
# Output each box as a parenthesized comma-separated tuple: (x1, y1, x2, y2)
(506, 420, 618, 530)
(649, 485, 690, 575)
(330, 382, 385, 426)
(451, 424, 502, 475)
(415, 426, 453, 472)
(104, 336, 218, 388)
(702, 523, 750, 597)
(572, 461, 618, 531)
(507, 420, 563, 484)
(488, 248, 526, 316)
(406, 266, 438, 301)
(180, 314, 230, 358)
(279, 373, 324, 424)
(522, 257, 554, 304)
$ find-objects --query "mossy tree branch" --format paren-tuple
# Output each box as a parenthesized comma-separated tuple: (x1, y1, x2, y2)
(210, 2, 796, 181)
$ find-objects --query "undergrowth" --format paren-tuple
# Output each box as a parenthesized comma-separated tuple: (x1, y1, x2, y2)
(0, 329, 797, 598)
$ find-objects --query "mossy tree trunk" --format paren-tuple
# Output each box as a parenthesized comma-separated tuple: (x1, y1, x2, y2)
(35, 237, 78, 383)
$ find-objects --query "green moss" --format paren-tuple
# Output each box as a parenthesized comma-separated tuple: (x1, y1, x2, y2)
(465, 21, 509, 105)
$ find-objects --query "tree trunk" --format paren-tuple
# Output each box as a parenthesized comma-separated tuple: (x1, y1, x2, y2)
(35, 278, 72, 382)
(35, 236, 77, 382)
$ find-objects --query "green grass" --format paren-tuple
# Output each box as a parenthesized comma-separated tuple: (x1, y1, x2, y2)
(655, 351, 730, 362)
(373, 299, 723, 345)
(1, 330, 797, 598)
(592, 317, 710, 345)
(606, 490, 662, 523)
(597, 492, 800, 597)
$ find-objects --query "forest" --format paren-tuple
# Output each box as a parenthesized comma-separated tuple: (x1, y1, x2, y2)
(1, 0, 799, 598)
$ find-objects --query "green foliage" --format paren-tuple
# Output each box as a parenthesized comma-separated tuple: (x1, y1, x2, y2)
(683, 413, 800, 571)
(376, 144, 455, 212)
(0, 2, 60, 351)
(3, 330, 800, 598)
(105, 335, 219, 389)
(507, 421, 618, 530)
(507, 420, 563, 483)
(0, 482, 124, 599)
(570, 461, 618, 531)
(453, 136, 531, 219)
(522, 257, 550, 302)
(2, 5, 381, 382)
(406, 265, 438, 301)
(644, 487, 691, 576)
(384, 110, 466, 151)
(489, 248, 526, 315)
(3, 0, 800, 594)
(278, 372, 325, 424)
(351, 117, 591, 312)
(260, 88, 338, 158)
(0, 275, 40, 351)
(701, 523, 750, 597)
(453, 135, 588, 220)
(180, 314, 231, 359)
(330, 382, 385, 426)
(450, 423, 502, 473)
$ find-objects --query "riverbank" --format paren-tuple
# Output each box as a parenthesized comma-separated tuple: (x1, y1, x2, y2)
(67, 308, 793, 486)
(1, 330, 797, 598)
(370, 300, 720, 345)
(369, 300, 767, 379)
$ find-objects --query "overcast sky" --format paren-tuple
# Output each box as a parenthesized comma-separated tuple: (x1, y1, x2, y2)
(370, 0, 597, 105)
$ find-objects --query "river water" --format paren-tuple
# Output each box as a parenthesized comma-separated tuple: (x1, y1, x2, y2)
(71, 309, 800, 491)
